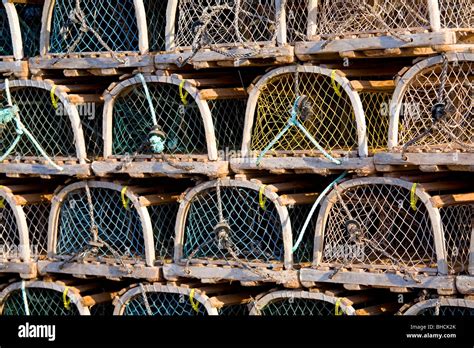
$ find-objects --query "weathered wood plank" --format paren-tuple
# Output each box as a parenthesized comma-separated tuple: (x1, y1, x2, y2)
(375, 152, 474, 167)
(0, 163, 91, 176)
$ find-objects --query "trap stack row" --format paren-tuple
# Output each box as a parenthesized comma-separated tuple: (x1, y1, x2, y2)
(0, 0, 473, 316)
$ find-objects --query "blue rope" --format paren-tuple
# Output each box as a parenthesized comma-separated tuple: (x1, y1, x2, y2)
(256, 96, 342, 166)
(292, 171, 348, 253)
(21, 281, 30, 316)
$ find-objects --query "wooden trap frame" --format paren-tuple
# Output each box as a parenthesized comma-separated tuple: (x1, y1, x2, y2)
(38, 180, 188, 281)
(0, 79, 89, 176)
(157, 0, 294, 69)
(113, 282, 261, 316)
(292, 0, 473, 60)
(376, 52, 474, 172)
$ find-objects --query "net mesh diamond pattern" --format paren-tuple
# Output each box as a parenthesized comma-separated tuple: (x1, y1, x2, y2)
(260, 298, 342, 316)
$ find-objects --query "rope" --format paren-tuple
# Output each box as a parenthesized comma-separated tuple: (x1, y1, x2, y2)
(335, 298, 344, 316)
(121, 186, 130, 210)
(139, 283, 153, 316)
(259, 185, 268, 210)
(50, 85, 59, 109)
(62, 287, 71, 310)
(0, 186, 4, 209)
(256, 95, 341, 166)
(0, 79, 64, 171)
(137, 74, 157, 126)
(21, 281, 30, 316)
(331, 70, 342, 97)
(410, 183, 418, 211)
(179, 80, 189, 106)
(292, 171, 348, 253)
(189, 289, 200, 313)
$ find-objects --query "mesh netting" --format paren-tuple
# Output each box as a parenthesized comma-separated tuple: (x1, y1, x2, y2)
(2, 288, 80, 315)
(398, 60, 474, 152)
(440, 204, 473, 275)
(90, 302, 114, 316)
(24, 202, 49, 259)
(251, 72, 358, 156)
(418, 305, 474, 316)
(143, 0, 167, 52)
(0, 6, 13, 56)
(16, 3, 42, 57)
(56, 187, 145, 261)
(49, 0, 139, 54)
(183, 185, 284, 264)
(112, 82, 207, 156)
(0, 200, 20, 261)
(439, 0, 474, 29)
(0, 87, 77, 158)
(218, 303, 250, 316)
(123, 291, 207, 316)
(286, 0, 308, 43)
(360, 92, 391, 152)
(289, 205, 316, 264)
(174, 0, 277, 48)
(322, 184, 437, 272)
(260, 298, 342, 316)
(312, 0, 429, 38)
(149, 203, 180, 262)
(209, 99, 246, 152)
(81, 103, 103, 159)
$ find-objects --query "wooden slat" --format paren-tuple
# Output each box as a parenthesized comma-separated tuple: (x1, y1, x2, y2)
(430, 193, 474, 208)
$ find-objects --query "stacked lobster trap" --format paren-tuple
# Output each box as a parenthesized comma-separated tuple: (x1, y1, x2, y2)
(292, 0, 473, 59)
(38, 179, 191, 281)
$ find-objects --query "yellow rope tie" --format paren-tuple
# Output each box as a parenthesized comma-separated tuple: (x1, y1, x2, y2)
(189, 289, 200, 313)
(410, 183, 418, 211)
(259, 185, 268, 211)
(0, 186, 4, 209)
(50, 85, 59, 109)
(179, 80, 189, 106)
(121, 186, 130, 210)
(335, 298, 344, 316)
(331, 70, 342, 98)
(63, 287, 71, 310)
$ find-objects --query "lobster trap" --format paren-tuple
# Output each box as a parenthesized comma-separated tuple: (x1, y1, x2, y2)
(96, 75, 238, 177)
(158, 0, 293, 69)
(113, 282, 257, 316)
(165, 176, 324, 286)
(0, 79, 89, 176)
(233, 65, 372, 174)
(299, 176, 474, 291)
(0, 183, 54, 278)
(379, 53, 474, 172)
(40, 180, 184, 281)
(294, 1, 472, 58)
(34, 0, 159, 74)
(403, 298, 474, 316)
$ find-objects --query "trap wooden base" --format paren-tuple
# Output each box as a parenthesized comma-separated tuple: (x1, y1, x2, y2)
(374, 152, 474, 172)
(295, 31, 468, 60)
(0, 261, 36, 279)
(230, 157, 375, 175)
(163, 263, 299, 288)
(0, 60, 28, 78)
(29, 53, 155, 76)
(0, 161, 91, 177)
(456, 276, 474, 295)
(92, 160, 229, 178)
(38, 260, 162, 282)
(155, 46, 294, 69)
(300, 268, 456, 294)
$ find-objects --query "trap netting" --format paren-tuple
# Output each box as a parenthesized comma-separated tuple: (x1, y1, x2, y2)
(438, 0, 474, 29)
(247, 66, 365, 159)
(360, 92, 392, 152)
(0, 81, 84, 163)
(440, 204, 473, 275)
(404, 299, 474, 316)
(251, 291, 355, 316)
(289, 204, 316, 264)
(55, 185, 146, 263)
(310, 0, 429, 38)
(0, 192, 20, 261)
(109, 77, 212, 158)
(0, 4, 13, 56)
(48, 0, 140, 54)
(209, 98, 247, 152)
(391, 54, 474, 153)
(149, 203, 180, 262)
(179, 180, 290, 267)
(285, 0, 308, 43)
(23, 202, 50, 260)
(172, 0, 279, 49)
(15, 3, 42, 57)
(317, 178, 439, 274)
(143, 0, 166, 52)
